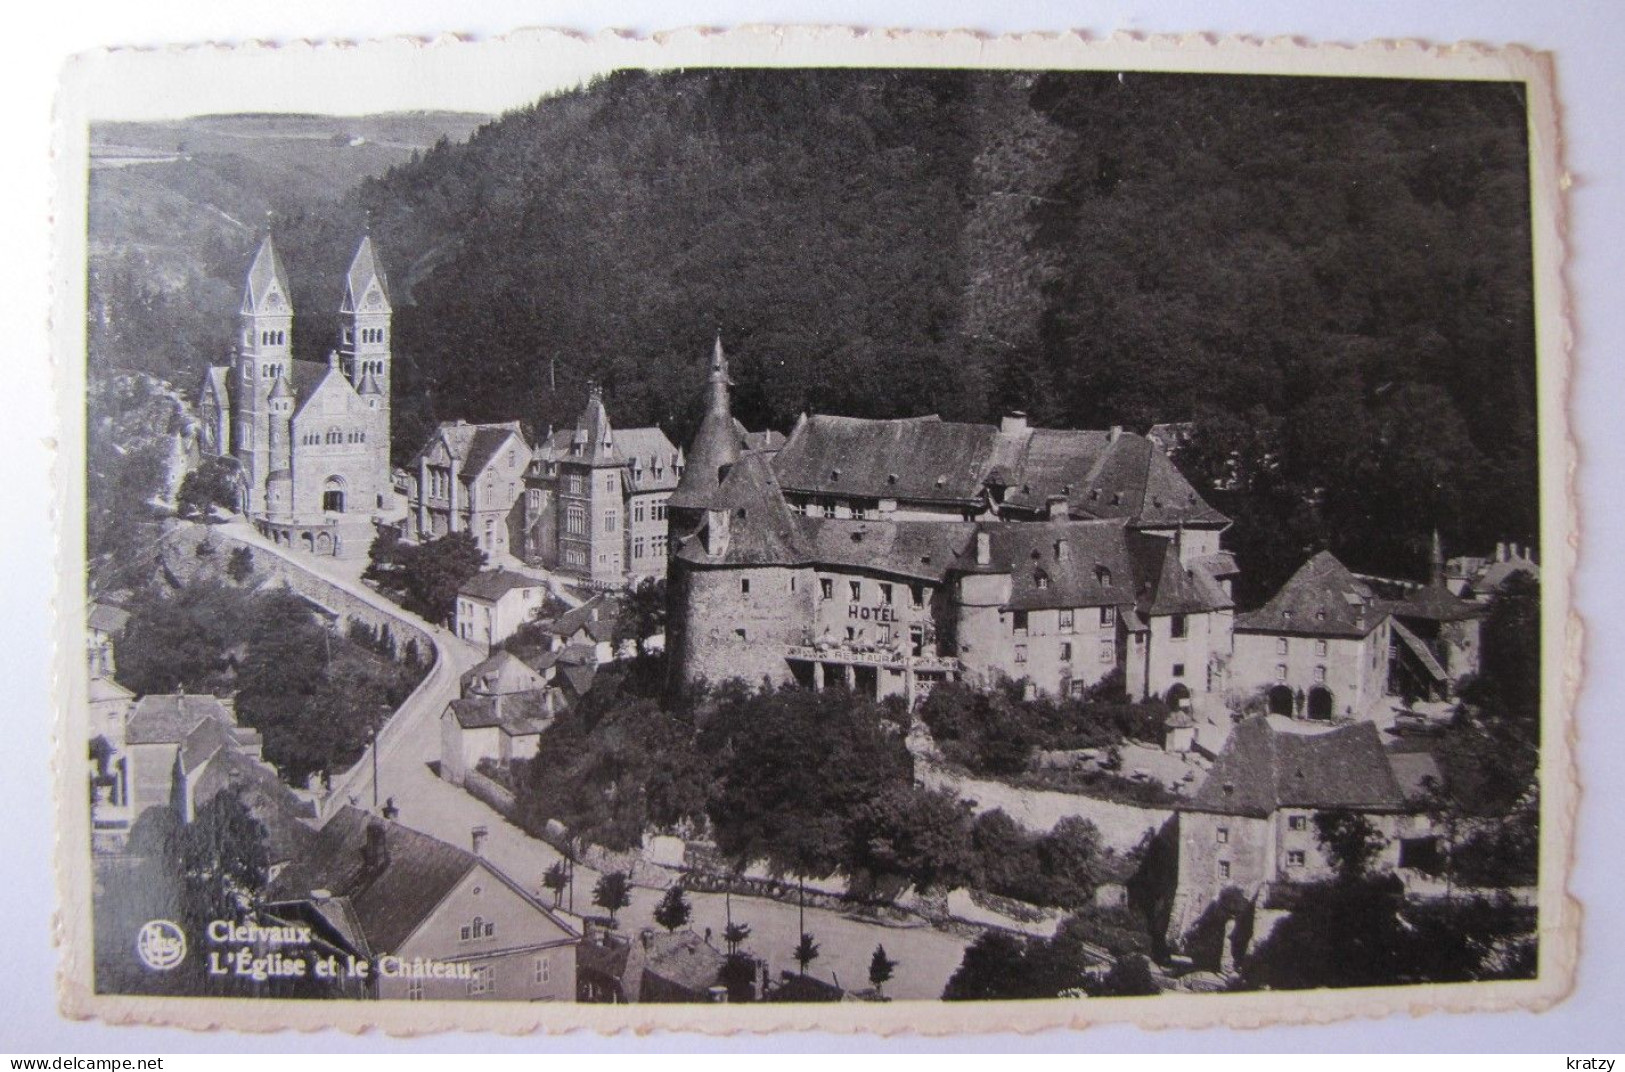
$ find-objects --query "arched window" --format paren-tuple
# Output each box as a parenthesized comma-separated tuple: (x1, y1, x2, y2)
(326, 427, 342, 445)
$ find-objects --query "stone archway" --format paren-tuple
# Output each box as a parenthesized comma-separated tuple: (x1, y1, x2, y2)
(323, 475, 347, 514)
(1307, 686, 1335, 721)
(1166, 682, 1191, 709)
(1267, 684, 1294, 717)
(315, 531, 334, 556)
(301, 531, 315, 553)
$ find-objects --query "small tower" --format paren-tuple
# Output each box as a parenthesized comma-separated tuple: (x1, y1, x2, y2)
(340, 235, 393, 510)
(669, 335, 743, 531)
(234, 234, 294, 517)
(265, 372, 295, 520)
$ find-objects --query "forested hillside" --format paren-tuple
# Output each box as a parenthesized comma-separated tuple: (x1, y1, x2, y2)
(88, 70, 1537, 600)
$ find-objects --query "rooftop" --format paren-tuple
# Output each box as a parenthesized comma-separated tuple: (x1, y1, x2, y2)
(459, 567, 547, 602)
(1184, 717, 1407, 818)
(1235, 550, 1388, 638)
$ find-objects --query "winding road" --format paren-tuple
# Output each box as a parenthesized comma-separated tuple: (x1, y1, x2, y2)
(223, 520, 975, 1000)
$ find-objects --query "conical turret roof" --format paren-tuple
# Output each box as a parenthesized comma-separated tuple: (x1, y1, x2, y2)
(671, 336, 744, 509)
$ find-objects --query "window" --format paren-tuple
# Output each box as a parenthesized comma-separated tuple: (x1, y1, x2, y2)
(1314, 665, 1327, 684)
(821, 500, 837, 519)
(735, 628, 747, 641)
(1286, 850, 1306, 869)
(633, 537, 645, 560)
(1100, 640, 1114, 664)
(1012, 610, 1029, 637)
(1315, 639, 1328, 657)
(1014, 644, 1028, 664)
(528, 489, 542, 512)
(460, 916, 494, 942)
(407, 978, 424, 1001)
(789, 576, 797, 593)
(1276, 663, 1288, 682)
(909, 624, 924, 656)
(820, 578, 834, 601)
(468, 965, 494, 997)
(1172, 663, 1185, 678)
(1060, 642, 1073, 663)
(604, 510, 617, 533)
(849, 580, 862, 602)
(566, 504, 586, 536)
(1217, 827, 1229, 844)
(1059, 609, 1075, 633)
(1217, 860, 1231, 880)
(1099, 606, 1116, 627)
(652, 535, 668, 557)
(535, 956, 551, 985)
(910, 584, 926, 609)
(1276, 637, 1289, 656)
(740, 577, 751, 595)
(606, 474, 617, 492)
(1170, 614, 1188, 639)
(879, 583, 893, 605)
(634, 502, 646, 523)
(653, 501, 667, 522)
(1034, 570, 1050, 590)
(1288, 815, 1308, 831)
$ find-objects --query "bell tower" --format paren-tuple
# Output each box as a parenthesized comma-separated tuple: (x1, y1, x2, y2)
(235, 234, 293, 517)
(340, 235, 393, 508)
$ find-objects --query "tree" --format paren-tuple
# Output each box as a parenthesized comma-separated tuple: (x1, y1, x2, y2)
(792, 932, 820, 976)
(1313, 809, 1388, 883)
(653, 885, 692, 933)
(543, 861, 569, 907)
(1091, 954, 1161, 997)
(615, 576, 667, 653)
(868, 944, 897, 997)
(176, 456, 239, 519)
(723, 921, 752, 956)
(719, 953, 758, 1003)
(592, 871, 632, 926)
(226, 545, 255, 583)
(398, 531, 487, 624)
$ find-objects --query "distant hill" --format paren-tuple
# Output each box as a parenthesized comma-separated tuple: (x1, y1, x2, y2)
(86, 72, 1538, 596)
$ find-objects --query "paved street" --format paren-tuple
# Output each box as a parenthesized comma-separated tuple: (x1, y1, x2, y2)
(224, 520, 975, 1000)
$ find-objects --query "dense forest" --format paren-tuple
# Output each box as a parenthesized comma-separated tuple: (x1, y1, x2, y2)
(89, 69, 1538, 599)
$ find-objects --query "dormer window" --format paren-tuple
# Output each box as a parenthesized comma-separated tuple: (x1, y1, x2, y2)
(1095, 566, 1112, 587)
(1034, 570, 1050, 590)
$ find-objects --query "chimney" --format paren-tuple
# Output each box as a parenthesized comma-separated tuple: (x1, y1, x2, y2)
(705, 508, 733, 558)
(1496, 541, 1508, 563)
(1046, 494, 1068, 520)
(1109, 425, 1122, 443)
(975, 530, 991, 567)
(1001, 411, 1029, 436)
(381, 797, 399, 821)
(471, 825, 488, 857)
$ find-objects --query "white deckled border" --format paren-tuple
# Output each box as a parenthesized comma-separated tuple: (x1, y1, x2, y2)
(50, 25, 1577, 1037)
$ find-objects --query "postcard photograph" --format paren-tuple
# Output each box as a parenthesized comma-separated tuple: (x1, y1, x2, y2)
(53, 29, 1575, 1034)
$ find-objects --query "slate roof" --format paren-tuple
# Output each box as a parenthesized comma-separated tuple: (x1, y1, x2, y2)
(190, 747, 318, 863)
(1390, 619, 1448, 682)
(989, 520, 1138, 610)
(241, 235, 291, 315)
(88, 602, 130, 635)
(460, 649, 549, 696)
(798, 518, 979, 584)
(1386, 751, 1443, 803)
(410, 421, 528, 483)
(1395, 581, 1482, 623)
(125, 693, 236, 745)
(1128, 533, 1234, 618)
(459, 567, 546, 602)
(670, 339, 744, 510)
(340, 235, 391, 313)
(1184, 717, 1407, 818)
(626, 930, 727, 1002)
(1235, 551, 1388, 638)
(569, 390, 620, 467)
(446, 690, 561, 731)
(89, 677, 134, 703)
(202, 366, 231, 407)
(543, 595, 617, 640)
(771, 415, 1227, 528)
(618, 427, 683, 492)
(676, 453, 811, 567)
(265, 807, 558, 956)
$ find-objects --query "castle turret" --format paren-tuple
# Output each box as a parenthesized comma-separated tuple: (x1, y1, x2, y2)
(669, 335, 743, 529)
(265, 371, 294, 519)
(234, 234, 294, 516)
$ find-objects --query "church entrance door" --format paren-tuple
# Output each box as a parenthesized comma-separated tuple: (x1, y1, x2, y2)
(323, 476, 346, 514)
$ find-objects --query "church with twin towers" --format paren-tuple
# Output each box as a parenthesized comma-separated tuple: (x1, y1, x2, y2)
(198, 233, 396, 556)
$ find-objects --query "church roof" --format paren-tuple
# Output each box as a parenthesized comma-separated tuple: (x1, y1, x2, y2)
(268, 372, 294, 400)
(340, 235, 391, 313)
(1235, 550, 1388, 638)
(241, 235, 291, 316)
(1184, 717, 1406, 818)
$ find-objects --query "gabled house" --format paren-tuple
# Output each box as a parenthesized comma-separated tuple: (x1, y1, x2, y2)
(576, 926, 728, 1004)
(455, 568, 550, 650)
(264, 807, 580, 1001)
(406, 419, 532, 558)
(536, 595, 624, 663)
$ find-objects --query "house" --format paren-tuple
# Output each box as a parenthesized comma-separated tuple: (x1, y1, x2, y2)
(439, 690, 563, 786)
(406, 419, 532, 559)
(264, 807, 580, 1001)
(536, 595, 624, 663)
(119, 691, 314, 861)
(523, 386, 683, 587)
(1163, 716, 1430, 948)
(1445, 541, 1540, 601)
(1231, 551, 1395, 722)
(87, 601, 129, 680)
(576, 927, 728, 1003)
(455, 568, 550, 649)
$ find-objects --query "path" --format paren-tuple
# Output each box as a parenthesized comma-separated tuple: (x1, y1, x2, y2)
(221, 519, 975, 1000)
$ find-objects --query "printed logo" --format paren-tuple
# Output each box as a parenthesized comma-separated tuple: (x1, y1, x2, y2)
(135, 920, 187, 971)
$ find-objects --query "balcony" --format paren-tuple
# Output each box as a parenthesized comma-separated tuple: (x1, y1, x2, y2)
(783, 643, 961, 675)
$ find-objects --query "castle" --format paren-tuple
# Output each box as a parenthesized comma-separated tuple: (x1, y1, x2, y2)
(199, 235, 395, 556)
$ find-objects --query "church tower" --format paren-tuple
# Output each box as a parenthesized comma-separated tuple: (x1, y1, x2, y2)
(340, 235, 393, 506)
(235, 234, 294, 516)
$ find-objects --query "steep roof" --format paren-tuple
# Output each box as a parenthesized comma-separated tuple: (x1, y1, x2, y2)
(190, 746, 318, 863)
(459, 649, 549, 696)
(1128, 532, 1234, 618)
(991, 520, 1139, 611)
(447, 690, 561, 731)
(340, 235, 391, 313)
(202, 366, 231, 407)
(287, 358, 356, 417)
(1185, 717, 1406, 818)
(459, 567, 545, 603)
(618, 427, 683, 492)
(1395, 581, 1482, 623)
(676, 453, 810, 568)
(670, 338, 744, 510)
(773, 414, 996, 505)
(1235, 551, 1388, 638)
(241, 235, 291, 316)
(410, 420, 528, 482)
(568, 389, 620, 467)
(126, 693, 235, 746)
(625, 930, 727, 1001)
(797, 518, 978, 584)
(88, 602, 130, 635)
